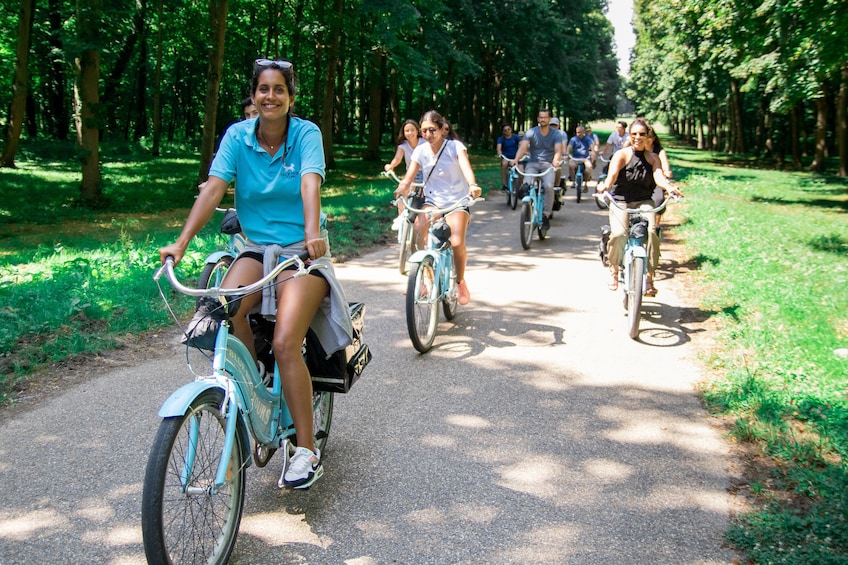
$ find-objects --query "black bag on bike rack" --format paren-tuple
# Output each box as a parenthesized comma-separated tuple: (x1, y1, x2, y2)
(182, 296, 227, 351)
(220, 208, 242, 235)
(306, 302, 371, 393)
(518, 183, 530, 199)
(630, 217, 649, 244)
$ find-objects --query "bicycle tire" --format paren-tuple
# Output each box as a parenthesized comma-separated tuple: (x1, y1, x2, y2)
(198, 255, 234, 290)
(510, 175, 520, 210)
(575, 174, 582, 203)
(406, 256, 439, 353)
(505, 186, 512, 208)
(519, 201, 533, 250)
(142, 388, 246, 565)
(398, 219, 414, 275)
(312, 390, 334, 453)
(627, 257, 645, 339)
(442, 261, 458, 321)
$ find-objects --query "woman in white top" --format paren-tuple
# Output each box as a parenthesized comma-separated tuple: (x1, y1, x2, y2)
(394, 110, 482, 305)
(385, 119, 425, 229)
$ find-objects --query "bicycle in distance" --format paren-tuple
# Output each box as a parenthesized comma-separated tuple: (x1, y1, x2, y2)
(383, 169, 425, 275)
(499, 154, 527, 210)
(595, 191, 679, 339)
(142, 252, 372, 564)
(563, 155, 590, 203)
(518, 165, 557, 250)
(403, 193, 482, 353)
(593, 156, 611, 210)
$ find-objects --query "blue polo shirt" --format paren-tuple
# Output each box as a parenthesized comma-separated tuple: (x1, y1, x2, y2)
(209, 116, 326, 246)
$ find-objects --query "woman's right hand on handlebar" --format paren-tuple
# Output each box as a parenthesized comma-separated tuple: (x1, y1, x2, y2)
(159, 242, 187, 266)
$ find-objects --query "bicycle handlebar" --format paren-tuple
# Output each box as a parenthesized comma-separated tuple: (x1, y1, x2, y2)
(154, 249, 320, 297)
(381, 170, 424, 188)
(403, 194, 483, 216)
(520, 166, 558, 177)
(594, 191, 680, 214)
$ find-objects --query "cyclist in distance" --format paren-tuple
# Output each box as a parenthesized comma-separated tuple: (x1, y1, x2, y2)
(566, 125, 596, 189)
(394, 110, 483, 306)
(600, 120, 628, 159)
(159, 58, 353, 490)
(496, 123, 522, 191)
(242, 96, 259, 120)
(511, 108, 563, 230)
(385, 119, 425, 230)
(585, 125, 600, 154)
(596, 117, 681, 296)
(549, 117, 567, 190)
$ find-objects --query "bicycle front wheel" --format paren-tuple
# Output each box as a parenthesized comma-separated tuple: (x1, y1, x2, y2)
(627, 257, 645, 339)
(519, 201, 533, 250)
(510, 175, 520, 210)
(142, 388, 246, 565)
(406, 256, 439, 353)
(398, 219, 414, 275)
(575, 175, 583, 203)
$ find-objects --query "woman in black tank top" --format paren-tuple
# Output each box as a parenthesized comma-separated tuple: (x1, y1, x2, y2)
(596, 118, 681, 295)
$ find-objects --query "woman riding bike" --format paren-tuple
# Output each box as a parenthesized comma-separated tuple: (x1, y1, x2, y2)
(159, 58, 352, 490)
(394, 110, 482, 306)
(596, 118, 681, 296)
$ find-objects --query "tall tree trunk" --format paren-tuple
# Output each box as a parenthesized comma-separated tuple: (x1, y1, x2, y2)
(1, 0, 35, 169)
(197, 0, 229, 186)
(838, 64, 847, 177)
(791, 104, 802, 168)
(363, 49, 383, 161)
(46, 0, 69, 140)
(75, 0, 103, 206)
(134, 0, 149, 140)
(810, 89, 828, 173)
(730, 80, 745, 153)
(151, 0, 163, 156)
(319, 0, 343, 169)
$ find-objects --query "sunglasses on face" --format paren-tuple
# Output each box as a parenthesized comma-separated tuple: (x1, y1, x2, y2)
(421, 127, 439, 134)
(631, 132, 648, 137)
(254, 59, 293, 72)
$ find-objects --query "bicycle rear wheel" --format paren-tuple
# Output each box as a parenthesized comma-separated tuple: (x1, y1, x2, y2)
(510, 176, 520, 210)
(312, 390, 334, 452)
(627, 257, 645, 339)
(406, 256, 439, 353)
(519, 201, 533, 250)
(142, 388, 246, 565)
(398, 219, 414, 275)
(198, 255, 233, 290)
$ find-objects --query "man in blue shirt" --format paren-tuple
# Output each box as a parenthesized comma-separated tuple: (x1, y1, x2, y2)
(566, 125, 596, 191)
(511, 108, 562, 230)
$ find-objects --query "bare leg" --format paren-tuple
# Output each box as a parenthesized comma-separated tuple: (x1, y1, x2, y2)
(273, 272, 329, 453)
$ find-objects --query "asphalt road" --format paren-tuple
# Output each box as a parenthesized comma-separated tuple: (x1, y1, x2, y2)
(0, 186, 738, 564)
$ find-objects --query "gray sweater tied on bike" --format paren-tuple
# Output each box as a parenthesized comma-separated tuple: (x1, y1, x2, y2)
(257, 236, 353, 357)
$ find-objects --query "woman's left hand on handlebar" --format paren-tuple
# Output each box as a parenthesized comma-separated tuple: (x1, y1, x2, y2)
(469, 184, 482, 198)
(305, 237, 327, 260)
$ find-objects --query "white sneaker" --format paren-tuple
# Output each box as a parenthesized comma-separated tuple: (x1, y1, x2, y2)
(283, 447, 323, 489)
(391, 215, 404, 231)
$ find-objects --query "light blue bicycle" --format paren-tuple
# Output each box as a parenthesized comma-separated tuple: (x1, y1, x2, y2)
(143, 252, 370, 564)
(518, 165, 556, 249)
(404, 193, 481, 353)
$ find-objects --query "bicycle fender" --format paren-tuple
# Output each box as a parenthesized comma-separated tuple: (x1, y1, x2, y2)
(407, 249, 439, 265)
(158, 381, 252, 466)
(629, 245, 648, 259)
(522, 196, 533, 203)
(204, 250, 233, 264)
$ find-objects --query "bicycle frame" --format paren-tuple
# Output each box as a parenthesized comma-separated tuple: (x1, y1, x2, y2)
(518, 165, 556, 249)
(405, 195, 477, 304)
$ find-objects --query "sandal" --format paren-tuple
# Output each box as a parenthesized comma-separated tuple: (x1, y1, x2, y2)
(608, 270, 619, 291)
(645, 274, 657, 297)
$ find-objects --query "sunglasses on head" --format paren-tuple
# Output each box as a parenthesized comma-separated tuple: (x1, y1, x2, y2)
(254, 59, 293, 71)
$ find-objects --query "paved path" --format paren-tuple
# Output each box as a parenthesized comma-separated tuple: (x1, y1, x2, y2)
(0, 190, 737, 564)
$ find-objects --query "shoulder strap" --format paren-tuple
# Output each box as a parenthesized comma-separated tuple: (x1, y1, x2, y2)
(424, 140, 449, 185)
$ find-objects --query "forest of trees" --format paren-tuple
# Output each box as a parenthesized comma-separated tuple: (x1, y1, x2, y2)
(0, 0, 621, 204)
(628, 0, 848, 176)
(5, 0, 843, 207)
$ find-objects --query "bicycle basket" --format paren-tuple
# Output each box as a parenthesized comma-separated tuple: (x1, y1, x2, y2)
(629, 217, 649, 243)
(307, 302, 371, 393)
(220, 208, 242, 235)
(182, 296, 227, 351)
(431, 220, 452, 245)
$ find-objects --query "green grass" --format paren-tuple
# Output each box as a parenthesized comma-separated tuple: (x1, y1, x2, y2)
(668, 145, 848, 564)
(0, 140, 501, 401)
